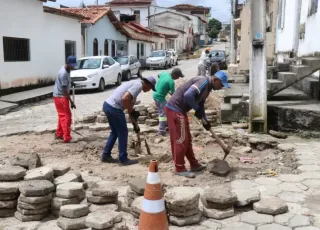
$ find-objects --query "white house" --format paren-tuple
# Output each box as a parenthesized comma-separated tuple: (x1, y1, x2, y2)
(0, 0, 84, 92)
(108, 0, 157, 27)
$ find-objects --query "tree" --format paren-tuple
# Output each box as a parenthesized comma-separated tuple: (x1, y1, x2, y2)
(208, 28, 219, 39)
(208, 18, 222, 32)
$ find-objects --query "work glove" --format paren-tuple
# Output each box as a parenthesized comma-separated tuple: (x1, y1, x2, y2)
(129, 110, 140, 121)
(70, 101, 76, 109)
(202, 120, 211, 131)
(133, 123, 140, 134)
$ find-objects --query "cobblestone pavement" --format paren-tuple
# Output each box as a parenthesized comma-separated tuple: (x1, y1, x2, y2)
(0, 58, 200, 137)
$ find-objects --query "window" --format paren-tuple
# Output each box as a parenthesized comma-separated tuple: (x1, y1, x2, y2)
(112, 41, 116, 57)
(104, 40, 109, 56)
(309, 0, 319, 16)
(65, 40, 76, 62)
(93, 38, 98, 56)
(3, 37, 30, 62)
(107, 57, 115, 66)
(278, 0, 286, 29)
(137, 43, 140, 59)
(141, 43, 144, 56)
(133, 10, 140, 15)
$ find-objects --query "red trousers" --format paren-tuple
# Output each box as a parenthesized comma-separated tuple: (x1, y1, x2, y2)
(166, 107, 201, 172)
(53, 97, 72, 143)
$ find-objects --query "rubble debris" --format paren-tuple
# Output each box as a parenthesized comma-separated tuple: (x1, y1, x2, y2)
(269, 130, 288, 139)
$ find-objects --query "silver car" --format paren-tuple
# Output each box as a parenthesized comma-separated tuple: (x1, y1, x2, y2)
(146, 50, 171, 69)
(113, 55, 142, 81)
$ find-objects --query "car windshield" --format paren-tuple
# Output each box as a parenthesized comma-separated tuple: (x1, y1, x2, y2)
(76, 58, 101, 69)
(150, 51, 165, 57)
(210, 51, 225, 57)
(113, 56, 128, 65)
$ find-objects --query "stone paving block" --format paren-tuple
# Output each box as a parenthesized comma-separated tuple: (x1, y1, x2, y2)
(0, 166, 26, 181)
(86, 211, 122, 229)
(60, 204, 89, 219)
(233, 188, 260, 206)
(17, 206, 49, 215)
(295, 227, 320, 230)
(300, 172, 320, 180)
(274, 212, 295, 226)
(165, 187, 200, 211)
(257, 223, 291, 230)
(231, 180, 258, 189)
(203, 206, 234, 220)
(19, 192, 53, 204)
(52, 197, 79, 209)
(92, 184, 118, 197)
(278, 143, 295, 151)
(254, 177, 282, 186)
(202, 185, 237, 205)
(240, 210, 274, 226)
(0, 182, 20, 194)
(289, 214, 311, 228)
(298, 165, 320, 172)
(278, 191, 307, 203)
(89, 203, 119, 212)
(221, 222, 256, 230)
(129, 178, 146, 195)
(18, 200, 51, 210)
(87, 191, 118, 204)
(54, 173, 79, 186)
(253, 196, 288, 215)
(169, 211, 202, 226)
(287, 202, 310, 215)
(168, 207, 199, 217)
(0, 200, 17, 209)
(14, 211, 48, 222)
(258, 185, 283, 196)
(56, 182, 84, 199)
(19, 180, 55, 197)
(296, 155, 319, 161)
(125, 186, 139, 207)
(200, 219, 222, 229)
(81, 175, 102, 189)
(57, 216, 87, 230)
(302, 179, 320, 189)
(9, 156, 29, 169)
(131, 196, 143, 216)
(24, 167, 54, 181)
(28, 153, 42, 169)
(279, 182, 309, 192)
(145, 119, 158, 126)
(0, 192, 19, 200)
(298, 160, 320, 165)
(0, 208, 16, 217)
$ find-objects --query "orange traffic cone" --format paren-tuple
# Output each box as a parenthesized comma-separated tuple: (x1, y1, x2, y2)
(139, 160, 168, 230)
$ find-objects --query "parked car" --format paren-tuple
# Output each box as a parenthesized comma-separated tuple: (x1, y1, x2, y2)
(71, 56, 122, 92)
(146, 50, 171, 69)
(113, 55, 141, 81)
(209, 50, 228, 70)
(168, 50, 178, 66)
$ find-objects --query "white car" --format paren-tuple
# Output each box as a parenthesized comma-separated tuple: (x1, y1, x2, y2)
(113, 55, 141, 81)
(146, 50, 171, 69)
(168, 50, 178, 66)
(71, 56, 122, 92)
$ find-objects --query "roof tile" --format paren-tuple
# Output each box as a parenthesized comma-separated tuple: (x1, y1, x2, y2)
(60, 7, 110, 24)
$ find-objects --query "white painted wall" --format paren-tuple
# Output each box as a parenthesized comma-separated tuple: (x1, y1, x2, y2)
(0, 0, 81, 89)
(128, 40, 152, 58)
(111, 6, 149, 27)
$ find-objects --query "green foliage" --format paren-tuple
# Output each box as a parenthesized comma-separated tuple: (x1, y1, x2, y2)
(208, 18, 222, 39)
(209, 28, 219, 39)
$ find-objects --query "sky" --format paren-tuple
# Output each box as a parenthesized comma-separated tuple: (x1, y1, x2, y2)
(45, 0, 243, 23)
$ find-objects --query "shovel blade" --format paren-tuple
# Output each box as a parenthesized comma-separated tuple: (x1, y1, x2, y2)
(135, 142, 141, 156)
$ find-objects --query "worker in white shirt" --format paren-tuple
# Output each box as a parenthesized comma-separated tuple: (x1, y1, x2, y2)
(198, 47, 211, 76)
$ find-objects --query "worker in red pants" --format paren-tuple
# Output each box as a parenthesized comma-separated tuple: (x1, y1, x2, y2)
(166, 72, 229, 178)
(53, 56, 77, 143)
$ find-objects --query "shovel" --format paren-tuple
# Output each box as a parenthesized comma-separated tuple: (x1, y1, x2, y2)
(71, 85, 83, 137)
(131, 118, 151, 156)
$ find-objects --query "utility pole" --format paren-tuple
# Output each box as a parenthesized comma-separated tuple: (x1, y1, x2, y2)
(249, 0, 267, 133)
(230, 0, 237, 64)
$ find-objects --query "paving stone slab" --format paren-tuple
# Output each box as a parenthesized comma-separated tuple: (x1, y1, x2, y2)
(208, 159, 231, 176)
(203, 206, 234, 220)
(19, 192, 53, 204)
(0, 208, 16, 217)
(298, 165, 320, 172)
(0, 182, 20, 194)
(0, 192, 19, 200)
(37, 220, 63, 230)
(168, 207, 199, 217)
(0, 199, 17, 209)
(24, 167, 53, 181)
(255, 177, 282, 186)
(295, 227, 320, 230)
(274, 212, 295, 226)
(289, 214, 311, 228)
(19, 180, 55, 196)
(86, 211, 122, 229)
(253, 196, 288, 215)
(9, 156, 30, 169)
(92, 184, 118, 197)
(200, 219, 222, 229)
(165, 187, 200, 211)
(221, 222, 256, 230)
(52, 196, 79, 209)
(278, 143, 295, 151)
(28, 152, 42, 170)
(56, 182, 85, 199)
(18, 200, 51, 210)
(302, 179, 320, 189)
(300, 172, 320, 180)
(233, 188, 260, 206)
(46, 164, 71, 177)
(278, 191, 307, 203)
(129, 178, 146, 195)
(257, 223, 291, 230)
(131, 196, 143, 216)
(0, 166, 26, 181)
(89, 203, 119, 212)
(125, 187, 139, 207)
(169, 211, 202, 226)
(258, 185, 283, 196)
(240, 210, 274, 226)
(298, 160, 320, 165)
(14, 211, 48, 222)
(17, 206, 49, 215)
(60, 204, 89, 219)
(231, 180, 258, 189)
(57, 216, 87, 230)
(287, 202, 310, 215)
(54, 173, 79, 186)
(87, 191, 118, 204)
(279, 182, 308, 192)
(203, 184, 237, 205)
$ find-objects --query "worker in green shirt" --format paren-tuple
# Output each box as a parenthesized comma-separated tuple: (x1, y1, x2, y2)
(153, 68, 184, 135)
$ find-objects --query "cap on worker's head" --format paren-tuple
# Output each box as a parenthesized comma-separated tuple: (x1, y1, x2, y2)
(142, 76, 157, 91)
(66, 56, 77, 68)
(171, 68, 184, 78)
(205, 47, 211, 52)
(214, 71, 230, 88)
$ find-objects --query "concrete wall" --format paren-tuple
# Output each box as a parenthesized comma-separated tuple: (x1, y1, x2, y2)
(128, 40, 152, 63)
(111, 6, 150, 27)
(266, 0, 279, 64)
(85, 15, 127, 57)
(239, 3, 250, 71)
(0, 0, 82, 89)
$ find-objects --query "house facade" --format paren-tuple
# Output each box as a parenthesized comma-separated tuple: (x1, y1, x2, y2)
(108, 0, 157, 27)
(0, 0, 83, 93)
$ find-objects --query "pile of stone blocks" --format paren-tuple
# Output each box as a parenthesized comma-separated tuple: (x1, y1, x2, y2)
(86, 210, 126, 230)
(87, 181, 118, 206)
(201, 185, 237, 220)
(125, 179, 145, 208)
(205, 110, 218, 126)
(96, 112, 108, 124)
(0, 166, 26, 217)
(124, 105, 159, 127)
(16, 180, 55, 222)
(24, 166, 54, 181)
(165, 187, 202, 227)
(57, 204, 89, 230)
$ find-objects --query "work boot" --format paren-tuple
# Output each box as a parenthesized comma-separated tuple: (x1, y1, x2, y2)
(101, 156, 118, 164)
(175, 171, 196, 178)
(119, 158, 138, 166)
(190, 165, 207, 172)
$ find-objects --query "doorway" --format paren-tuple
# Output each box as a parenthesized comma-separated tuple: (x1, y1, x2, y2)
(112, 41, 116, 56)
(137, 43, 140, 59)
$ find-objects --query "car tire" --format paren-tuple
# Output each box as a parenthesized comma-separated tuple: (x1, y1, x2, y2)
(116, 73, 122, 86)
(169, 61, 172, 68)
(126, 71, 131, 81)
(98, 78, 105, 92)
(165, 62, 168, 69)
(137, 68, 142, 78)
(176, 60, 178, 65)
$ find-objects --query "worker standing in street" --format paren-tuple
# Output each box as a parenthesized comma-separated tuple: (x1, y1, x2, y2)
(198, 48, 211, 76)
(153, 68, 184, 136)
(101, 76, 157, 166)
(166, 73, 230, 178)
(53, 56, 77, 143)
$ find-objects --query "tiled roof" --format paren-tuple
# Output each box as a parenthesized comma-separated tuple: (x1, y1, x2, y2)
(43, 6, 89, 20)
(60, 7, 111, 24)
(122, 23, 154, 43)
(155, 25, 186, 34)
(39, 0, 56, 2)
(148, 11, 191, 20)
(108, 0, 152, 5)
(170, 4, 211, 14)
(128, 22, 166, 38)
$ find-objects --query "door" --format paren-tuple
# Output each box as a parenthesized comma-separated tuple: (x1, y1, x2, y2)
(107, 57, 118, 82)
(137, 43, 140, 59)
(102, 58, 112, 84)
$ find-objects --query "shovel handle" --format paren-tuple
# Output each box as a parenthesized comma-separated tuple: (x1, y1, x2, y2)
(72, 86, 75, 130)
